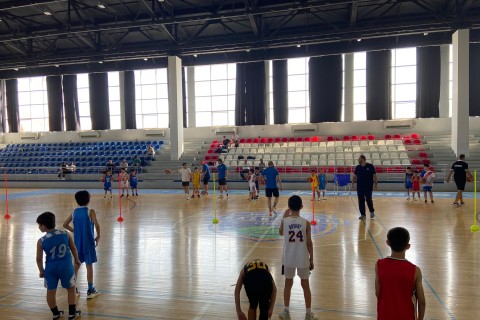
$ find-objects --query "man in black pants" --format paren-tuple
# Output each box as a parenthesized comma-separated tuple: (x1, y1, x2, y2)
(446, 154, 473, 207)
(352, 155, 378, 220)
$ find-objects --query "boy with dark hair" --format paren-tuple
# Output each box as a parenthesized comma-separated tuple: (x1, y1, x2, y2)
(36, 212, 82, 320)
(446, 154, 473, 207)
(234, 259, 277, 320)
(376, 227, 426, 320)
(63, 190, 101, 299)
(130, 168, 139, 196)
(278, 195, 317, 320)
(101, 170, 114, 199)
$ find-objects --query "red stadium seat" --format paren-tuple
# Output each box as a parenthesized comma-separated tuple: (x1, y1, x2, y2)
(368, 135, 375, 140)
(422, 159, 430, 165)
(311, 136, 319, 142)
(304, 137, 311, 142)
(212, 140, 219, 144)
(207, 149, 213, 154)
(411, 159, 420, 165)
(240, 138, 246, 143)
(266, 138, 273, 143)
(403, 135, 411, 139)
(384, 134, 392, 139)
(360, 135, 367, 140)
(274, 137, 281, 142)
(253, 138, 259, 143)
(376, 167, 385, 173)
(404, 139, 412, 145)
(235, 167, 241, 172)
(289, 137, 296, 142)
(395, 166, 404, 173)
(296, 137, 303, 142)
(302, 167, 310, 173)
(413, 139, 421, 145)
(277, 167, 285, 173)
(393, 134, 401, 140)
(327, 167, 335, 173)
(337, 167, 346, 173)
(411, 133, 419, 139)
(343, 136, 351, 141)
(327, 136, 335, 141)
(351, 135, 358, 141)
(282, 137, 288, 142)
(205, 156, 211, 160)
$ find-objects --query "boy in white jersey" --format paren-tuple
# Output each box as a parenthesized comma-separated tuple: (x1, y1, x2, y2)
(278, 195, 317, 320)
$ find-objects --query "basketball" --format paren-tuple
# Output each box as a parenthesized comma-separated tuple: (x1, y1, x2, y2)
(421, 178, 426, 184)
(467, 176, 473, 182)
(100, 177, 105, 182)
(165, 169, 172, 174)
(307, 177, 313, 183)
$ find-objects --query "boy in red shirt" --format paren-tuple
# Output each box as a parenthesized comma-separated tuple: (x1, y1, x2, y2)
(411, 171, 421, 201)
(375, 227, 426, 320)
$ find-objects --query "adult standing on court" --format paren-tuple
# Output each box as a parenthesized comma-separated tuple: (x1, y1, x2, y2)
(352, 155, 377, 220)
(201, 161, 211, 195)
(217, 159, 229, 198)
(446, 154, 473, 207)
(261, 161, 282, 216)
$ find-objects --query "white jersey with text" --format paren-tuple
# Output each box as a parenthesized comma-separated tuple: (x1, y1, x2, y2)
(282, 216, 309, 268)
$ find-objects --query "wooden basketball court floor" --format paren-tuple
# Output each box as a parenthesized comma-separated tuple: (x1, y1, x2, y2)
(0, 187, 478, 320)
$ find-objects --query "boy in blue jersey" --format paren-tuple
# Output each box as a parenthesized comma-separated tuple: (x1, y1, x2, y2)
(36, 212, 82, 320)
(130, 168, 139, 196)
(101, 170, 114, 198)
(317, 168, 327, 200)
(261, 161, 283, 216)
(63, 190, 101, 299)
(217, 158, 229, 198)
(201, 162, 211, 195)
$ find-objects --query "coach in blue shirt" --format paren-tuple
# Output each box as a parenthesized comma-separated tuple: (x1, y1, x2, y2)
(352, 155, 377, 220)
(261, 161, 282, 216)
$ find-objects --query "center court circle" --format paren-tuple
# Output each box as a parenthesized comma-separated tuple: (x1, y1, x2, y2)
(208, 211, 344, 241)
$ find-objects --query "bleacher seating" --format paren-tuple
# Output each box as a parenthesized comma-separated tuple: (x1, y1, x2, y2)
(205, 133, 433, 174)
(0, 140, 164, 174)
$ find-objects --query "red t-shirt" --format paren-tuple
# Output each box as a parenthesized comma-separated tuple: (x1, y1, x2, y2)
(412, 176, 420, 191)
(377, 257, 417, 320)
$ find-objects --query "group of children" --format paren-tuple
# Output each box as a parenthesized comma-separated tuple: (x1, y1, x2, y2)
(235, 195, 426, 320)
(404, 164, 435, 203)
(36, 190, 100, 320)
(101, 168, 139, 198)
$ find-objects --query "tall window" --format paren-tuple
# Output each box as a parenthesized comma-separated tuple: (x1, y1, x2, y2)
(134, 68, 169, 129)
(108, 72, 121, 129)
(17, 77, 49, 132)
(391, 48, 416, 118)
(287, 58, 309, 123)
(77, 74, 91, 130)
(353, 52, 366, 121)
(194, 63, 236, 127)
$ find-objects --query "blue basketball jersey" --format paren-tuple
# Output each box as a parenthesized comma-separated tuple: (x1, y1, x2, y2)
(72, 207, 96, 258)
(130, 175, 138, 187)
(41, 230, 71, 263)
(318, 174, 327, 189)
(104, 175, 112, 188)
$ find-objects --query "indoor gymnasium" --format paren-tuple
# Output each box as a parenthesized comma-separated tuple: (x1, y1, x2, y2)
(0, 1, 479, 320)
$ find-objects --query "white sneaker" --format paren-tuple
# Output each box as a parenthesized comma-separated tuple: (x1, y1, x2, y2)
(279, 309, 291, 320)
(305, 312, 318, 320)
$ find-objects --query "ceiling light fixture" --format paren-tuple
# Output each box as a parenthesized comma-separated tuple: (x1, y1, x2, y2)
(143, 58, 148, 61)
(297, 44, 301, 48)
(14, 68, 18, 71)
(246, 49, 250, 52)
(357, 38, 362, 42)
(423, 32, 429, 36)
(54, 64, 59, 68)
(193, 54, 198, 57)
(98, 61, 103, 64)
(44, 11, 52, 16)
(97, 4, 106, 9)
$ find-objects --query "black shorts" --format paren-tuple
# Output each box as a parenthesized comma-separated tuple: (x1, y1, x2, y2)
(244, 271, 273, 320)
(202, 176, 210, 185)
(218, 178, 226, 185)
(182, 181, 190, 187)
(265, 188, 279, 198)
(454, 178, 466, 191)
